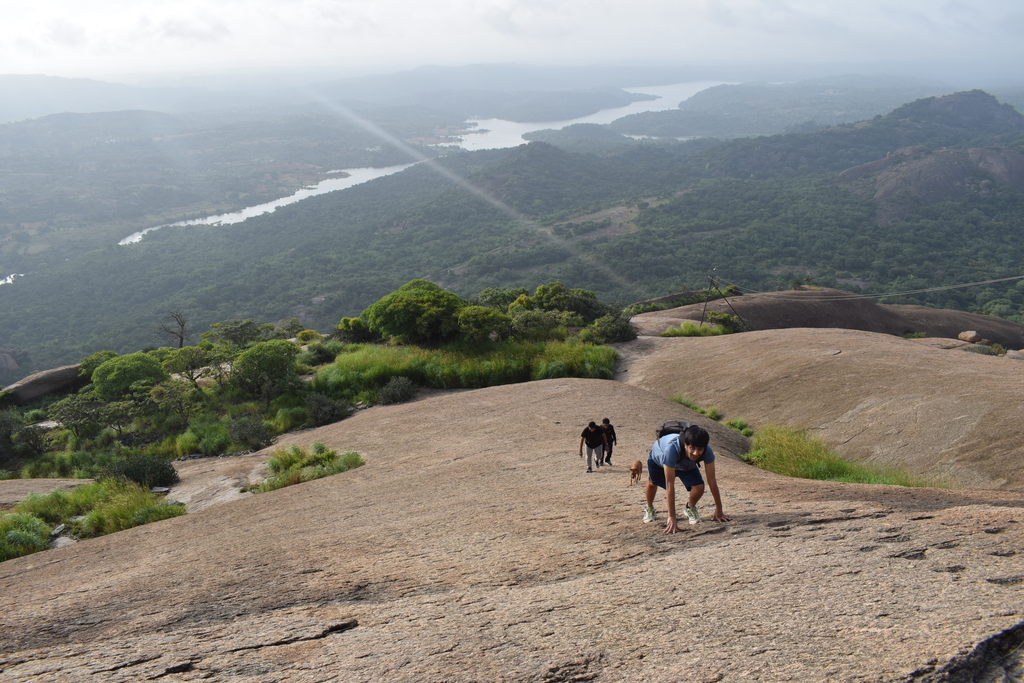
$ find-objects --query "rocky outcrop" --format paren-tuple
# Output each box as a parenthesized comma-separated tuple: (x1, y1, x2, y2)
(616, 329, 1024, 489)
(1, 379, 1023, 681)
(1, 364, 85, 405)
(840, 144, 1024, 224)
(630, 288, 1024, 350)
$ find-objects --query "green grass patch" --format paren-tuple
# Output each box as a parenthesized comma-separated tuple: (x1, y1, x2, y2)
(250, 442, 364, 494)
(660, 321, 730, 337)
(312, 339, 617, 400)
(13, 478, 186, 537)
(670, 394, 724, 422)
(742, 426, 941, 486)
(0, 512, 51, 562)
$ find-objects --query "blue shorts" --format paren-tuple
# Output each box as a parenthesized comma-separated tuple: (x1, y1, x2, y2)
(647, 456, 704, 491)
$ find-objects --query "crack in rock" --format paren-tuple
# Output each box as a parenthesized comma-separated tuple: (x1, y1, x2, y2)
(223, 619, 358, 654)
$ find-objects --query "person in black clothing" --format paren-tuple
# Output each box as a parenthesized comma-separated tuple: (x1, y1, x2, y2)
(579, 421, 608, 473)
(601, 418, 617, 465)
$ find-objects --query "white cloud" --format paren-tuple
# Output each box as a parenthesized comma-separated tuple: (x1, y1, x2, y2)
(0, 0, 1020, 79)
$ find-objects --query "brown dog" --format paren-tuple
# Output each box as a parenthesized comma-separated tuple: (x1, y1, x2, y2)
(629, 460, 643, 486)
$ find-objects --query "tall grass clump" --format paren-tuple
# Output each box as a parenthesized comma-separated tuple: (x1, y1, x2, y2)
(312, 340, 618, 400)
(661, 321, 729, 337)
(71, 479, 186, 536)
(12, 478, 186, 542)
(724, 418, 754, 437)
(0, 512, 51, 561)
(252, 442, 364, 493)
(742, 426, 939, 487)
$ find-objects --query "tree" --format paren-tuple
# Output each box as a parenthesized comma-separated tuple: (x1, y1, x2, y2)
(231, 339, 300, 406)
(162, 346, 214, 389)
(49, 391, 105, 439)
(532, 282, 610, 322)
(91, 353, 169, 401)
(150, 379, 203, 424)
(158, 311, 192, 349)
(279, 318, 306, 337)
(477, 286, 529, 311)
(0, 410, 22, 464)
(201, 319, 280, 349)
(79, 350, 118, 380)
(362, 280, 467, 345)
(457, 306, 512, 344)
(334, 317, 378, 343)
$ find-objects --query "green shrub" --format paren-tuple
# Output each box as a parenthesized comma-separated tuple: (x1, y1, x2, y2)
(579, 312, 638, 344)
(24, 409, 48, 424)
(903, 332, 927, 339)
(966, 345, 999, 356)
(671, 394, 701, 411)
(11, 479, 185, 543)
(362, 279, 467, 344)
(378, 376, 417, 405)
(18, 449, 120, 479)
(742, 426, 939, 486)
(703, 405, 722, 421)
(334, 317, 379, 343)
(187, 420, 231, 456)
(458, 305, 512, 344)
(253, 442, 364, 493)
(231, 339, 301, 403)
(92, 352, 169, 400)
(661, 321, 729, 337)
(72, 479, 185, 537)
(0, 512, 50, 561)
(305, 393, 352, 427)
(298, 342, 338, 367)
(104, 454, 180, 488)
(229, 416, 273, 450)
(175, 430, 200, 456)
(296, 329, 323, 343)
(705, 311, 744, 333)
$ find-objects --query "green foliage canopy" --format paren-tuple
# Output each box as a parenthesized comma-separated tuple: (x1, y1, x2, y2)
(362, 279, 468, 344)
(91, 353, 168, 401)
(230, 339, 300, 403)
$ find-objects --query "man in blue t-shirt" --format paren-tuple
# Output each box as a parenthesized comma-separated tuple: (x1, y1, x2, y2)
(643, 424, 729, 533)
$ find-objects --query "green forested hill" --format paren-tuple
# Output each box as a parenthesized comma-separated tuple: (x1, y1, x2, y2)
(3, 90, 1024, 379)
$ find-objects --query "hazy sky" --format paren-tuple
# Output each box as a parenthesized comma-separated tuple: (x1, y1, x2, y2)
(3, 0, 1022, 82)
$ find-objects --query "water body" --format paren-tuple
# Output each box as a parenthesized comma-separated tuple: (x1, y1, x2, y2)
(119, 164, 418, 245)
(457, 81, 724, 150)
(117, 81, 723, 245)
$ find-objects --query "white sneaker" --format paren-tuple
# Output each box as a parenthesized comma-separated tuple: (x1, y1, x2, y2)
(642, 506, 656, 523)
(685, 505, 701, 525)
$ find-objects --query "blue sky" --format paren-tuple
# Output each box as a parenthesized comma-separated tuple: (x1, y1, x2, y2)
(2, 1, 1022, 82)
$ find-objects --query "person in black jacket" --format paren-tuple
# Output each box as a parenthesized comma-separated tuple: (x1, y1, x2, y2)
(578, 421, 608, 473)
(601, 418, 617, 465)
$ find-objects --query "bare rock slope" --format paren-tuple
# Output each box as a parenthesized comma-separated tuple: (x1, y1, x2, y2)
(630, 288, 1024, 350)
(616, 329, 1024, 489)
(3, 378, 1024, 682)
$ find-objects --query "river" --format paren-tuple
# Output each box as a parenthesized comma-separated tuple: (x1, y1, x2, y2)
(118, 81, 723, 245)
